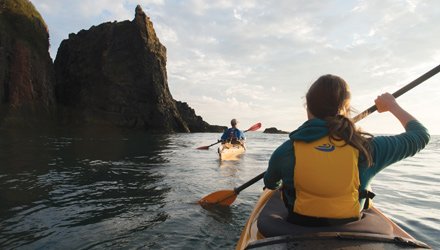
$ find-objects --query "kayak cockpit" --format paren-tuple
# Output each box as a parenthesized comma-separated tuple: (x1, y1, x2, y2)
(258, 190, 392, 237)
(237, 190, 431, 249)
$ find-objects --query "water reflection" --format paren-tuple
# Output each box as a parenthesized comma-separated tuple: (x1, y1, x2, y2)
(0, 129, 438, 249)
(202, 205, 234, 224)
(0, 127, 173, 249)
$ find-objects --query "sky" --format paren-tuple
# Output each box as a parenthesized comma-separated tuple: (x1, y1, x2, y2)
(32, 0, 440, 134)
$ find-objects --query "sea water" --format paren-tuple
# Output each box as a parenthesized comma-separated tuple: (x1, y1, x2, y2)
(0, 127, 439, 249)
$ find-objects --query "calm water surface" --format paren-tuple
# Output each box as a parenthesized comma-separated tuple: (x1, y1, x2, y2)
(0, 127, 439, 249)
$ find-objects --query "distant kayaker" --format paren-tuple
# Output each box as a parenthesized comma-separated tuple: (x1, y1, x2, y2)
(220, 119, 246, 144)
(263, 74, 430, 227)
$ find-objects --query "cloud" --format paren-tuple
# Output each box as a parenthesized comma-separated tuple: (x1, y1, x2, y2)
(225, 84, 266, 101)
(32, 0, 440, 134)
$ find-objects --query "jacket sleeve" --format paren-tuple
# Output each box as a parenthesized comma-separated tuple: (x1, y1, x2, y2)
(368, 120, 430, 176)
(264, 140, 294, 189)
(239, 130, 246, 140)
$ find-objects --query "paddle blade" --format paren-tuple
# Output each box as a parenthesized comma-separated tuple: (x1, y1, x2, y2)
(198, 190, 237, 206)
(245, 122, 262, 132)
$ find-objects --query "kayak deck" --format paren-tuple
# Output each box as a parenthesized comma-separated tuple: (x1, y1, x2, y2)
(245, 232, 430, 249)
(236, 190, 431, 249)
(218, 142, 245, 161)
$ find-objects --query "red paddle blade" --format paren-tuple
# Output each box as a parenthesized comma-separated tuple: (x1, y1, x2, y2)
(196, 145, 210, 150)
(198, 190, 237, 206)
(245, 122, 261, 132)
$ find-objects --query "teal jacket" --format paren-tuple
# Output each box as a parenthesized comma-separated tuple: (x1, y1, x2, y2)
(264, 118, 430, 210)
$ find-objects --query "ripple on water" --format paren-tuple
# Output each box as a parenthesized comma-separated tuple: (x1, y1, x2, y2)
(0, 131, 438, 249)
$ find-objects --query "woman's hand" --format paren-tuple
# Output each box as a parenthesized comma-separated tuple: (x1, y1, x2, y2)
(374, 92, 399, 113)
(374, 92, 416, 127)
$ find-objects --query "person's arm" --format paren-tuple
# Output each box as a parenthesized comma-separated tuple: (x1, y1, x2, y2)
(264, 140, 293, 189)
(264, 156, 282, 190)
(239, 129, 246, 140)
(367, 121, 430, 174)
(363, 93, 430, 176)
(374, 92, 415, 127)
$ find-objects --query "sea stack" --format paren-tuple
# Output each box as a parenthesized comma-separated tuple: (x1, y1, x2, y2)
(54, 5, 223, 132)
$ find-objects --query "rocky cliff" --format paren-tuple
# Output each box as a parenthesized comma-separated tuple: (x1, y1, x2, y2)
(54, 5, 220, 132)
(175, 101, 225, 132)
(1, 2, 221, 132)
(0, 0, 55, 126)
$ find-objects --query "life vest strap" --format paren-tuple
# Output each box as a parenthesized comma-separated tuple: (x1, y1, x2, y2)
(284, 187, 376, 215)
(359, 190, 376, 210)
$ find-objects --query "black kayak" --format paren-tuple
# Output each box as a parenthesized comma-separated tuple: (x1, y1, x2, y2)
(236, 190, 431, 249)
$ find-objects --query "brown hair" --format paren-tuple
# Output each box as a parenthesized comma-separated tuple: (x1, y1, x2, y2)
(306, 74, 373, 166)
(231, 119, 238, 127)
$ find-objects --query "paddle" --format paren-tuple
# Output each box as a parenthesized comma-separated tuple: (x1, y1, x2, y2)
(196, 122, 262, 150)
(199, 172, 265, 206)
(199, 64, 440, 207)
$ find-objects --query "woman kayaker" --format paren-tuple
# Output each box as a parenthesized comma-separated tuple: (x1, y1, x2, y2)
(220, 119, 246, 144)
(263, 74, 430, 227)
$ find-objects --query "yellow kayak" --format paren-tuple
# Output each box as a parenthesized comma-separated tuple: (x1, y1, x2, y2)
(218, 142, 245, 161)
(236, 189, 431, 249)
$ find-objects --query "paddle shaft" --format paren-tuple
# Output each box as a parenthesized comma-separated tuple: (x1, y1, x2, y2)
(208, 127, 254, 148)
(236, 64, 440, 194)
(206, 141, 221, 148)
(234, 172, 266, 194)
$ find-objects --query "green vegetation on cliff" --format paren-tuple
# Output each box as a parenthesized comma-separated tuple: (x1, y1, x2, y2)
(0, 0, 49, 54)
(0, 0, 55, 127)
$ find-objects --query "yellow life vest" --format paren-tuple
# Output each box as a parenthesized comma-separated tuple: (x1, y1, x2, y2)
(293, 136, 360, 219)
